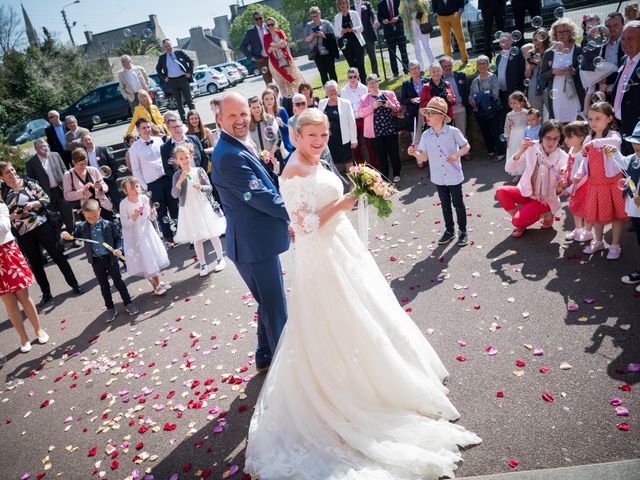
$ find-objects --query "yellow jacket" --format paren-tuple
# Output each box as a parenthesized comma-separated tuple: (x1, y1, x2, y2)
(125, 104, 168, 137)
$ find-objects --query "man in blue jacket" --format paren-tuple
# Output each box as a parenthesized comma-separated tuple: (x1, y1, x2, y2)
(239, 10, 273, 86)
(211, 92, 291, 373)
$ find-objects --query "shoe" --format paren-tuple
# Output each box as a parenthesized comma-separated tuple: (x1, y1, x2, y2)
(583, 240, 605, 255)
(576, 230, 593, 243)
(393, 176, 401, 183)
(606, 244, 621, 260)
(541, 218, 554, 229)
(154, 286, 167, 296)
(105, 308, 117, 323)
(125, 303, 140, 316)
(621, 271, 640, 285)
(256, 363, 271, 373)
(457, 232, 469, 247)
(495, 155, 506, 162)
(37, 293, 53, 308)
(199, 264, 209, 277)
(636, 284, 640, 293)
(72, 285, 85, 295)
(458, 60, 468, 69)
(438, 231, 456, 244)
(488, 152, 496, 159)
(213, 259, 226, 272)
(20, 341, 32, 353)
(37, 330, 49, 344)
(565, 229, 580, 241)
(512, 227, 526, 238)
(159, 282, 172, 290)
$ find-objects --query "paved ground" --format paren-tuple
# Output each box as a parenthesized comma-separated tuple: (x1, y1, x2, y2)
(0, 151, 638, 480)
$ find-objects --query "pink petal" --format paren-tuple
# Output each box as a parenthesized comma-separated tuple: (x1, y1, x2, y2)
(21, 473, 31, 480)
(567, 304, 579, 311)
(627, 363, 640, 373)
(533, 348, 544, 356)
(610, 398, 623, 406)
(458, 340, 467, 347)
(616, 407, 629, 416)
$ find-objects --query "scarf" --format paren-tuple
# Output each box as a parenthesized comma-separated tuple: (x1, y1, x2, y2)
(264, 30, 295, 83)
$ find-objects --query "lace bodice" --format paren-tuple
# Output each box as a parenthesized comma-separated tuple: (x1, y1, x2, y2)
(280, 167, 343, 236)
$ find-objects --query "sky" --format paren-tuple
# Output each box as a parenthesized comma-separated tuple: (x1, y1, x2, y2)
(8, 0, 259, 46)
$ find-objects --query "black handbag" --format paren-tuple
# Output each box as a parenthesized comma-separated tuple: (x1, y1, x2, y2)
(419, 22, 433, 34)
(307, 46, 318, 61)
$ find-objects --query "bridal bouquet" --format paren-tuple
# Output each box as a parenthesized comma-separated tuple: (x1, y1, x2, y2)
(347, 164, 397, 218)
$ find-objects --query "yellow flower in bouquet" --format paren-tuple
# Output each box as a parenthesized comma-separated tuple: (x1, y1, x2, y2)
(346, 164, 397, 218)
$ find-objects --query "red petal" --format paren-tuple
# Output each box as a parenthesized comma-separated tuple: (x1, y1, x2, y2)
(508, 459, 519, 468)
(539, 367, 549, 373)
(456, 355, 467, 362)
(88, 447, 97, 457)
(617, 422, 630, 431)
(110, 460, 119, 470)
(39, 400, 50, 409)
(516, 359, 526, 367)
(619, 384, 632, 392)
(135, 442, 144, 450)
(389, 256, 396, 261)
(36, 473, 46, 480)
(541, 392, 554, 403)
(167, 390, 176, 399)
(496, 391, 504, 397)
(238, 405, 248, 413)
(182, 464, 192, 473)
(100, 392, 108, 400)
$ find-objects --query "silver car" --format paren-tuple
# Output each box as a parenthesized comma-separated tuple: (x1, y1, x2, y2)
(212, 64, 243, 86)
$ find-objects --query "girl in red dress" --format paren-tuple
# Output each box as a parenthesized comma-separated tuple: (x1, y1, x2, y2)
(582, 102, 627, 259)
(0, 200, 48, 353)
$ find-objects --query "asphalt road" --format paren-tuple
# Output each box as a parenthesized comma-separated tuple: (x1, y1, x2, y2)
(0, 151, 638, 480)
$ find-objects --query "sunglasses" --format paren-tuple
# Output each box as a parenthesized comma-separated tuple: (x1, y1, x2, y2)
(348, 75, 358, 79)
(294, 102, 307, 106)
(426, 111, 444, 117)
(266, 23, 275, 27)
(543, 135, 562, 142)
(254, 17, 263, 20)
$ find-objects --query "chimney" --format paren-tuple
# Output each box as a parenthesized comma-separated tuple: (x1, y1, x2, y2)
(84, 31, 93, 44)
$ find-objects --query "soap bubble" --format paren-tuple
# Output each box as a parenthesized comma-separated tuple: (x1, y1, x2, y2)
(531, 16, 544, 28)
(548, 89, 559, 99)
(511, 30, 522, 43)
(248, 179, 260, 190)
(554, 6, 565, 19)
(577, 55, 584, 65)
(117, 165, 128, 174)
(510, 46, 520, 56)
(99, 165, 112, 179)
(162, 216, 170, 223)
(534, 29, 548, 42)
(499, 134, 506, 142)
(152, 202, 160, 209)
(533, 53, 541, 62)
(587, 25, 609, 48)
(523, 79, 531, 87)
(488, 63, 497, 73)
(494, 30, 503, 41)
(264, 125, 278, 142)
(123, 28, 132, 38)
(622, 82, 631, 93)
(261, 66, 269, 74)
(91, 115, 101, 125)
(243, 192, 252, 201)
(593, 56, 603, 68)
(617, 177, 628, 191)
(142, 28, 153, 39)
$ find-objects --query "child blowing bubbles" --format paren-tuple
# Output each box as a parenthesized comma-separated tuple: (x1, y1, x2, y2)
(61, 199, 139, 323)
(171, 144, 227, 277)
(408, 97, 471, 247)
(119, 176, 171, 296)
(562, 121, 593, 242)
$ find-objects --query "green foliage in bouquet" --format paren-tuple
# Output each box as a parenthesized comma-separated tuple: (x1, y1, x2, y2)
(346, 164, 397, 219)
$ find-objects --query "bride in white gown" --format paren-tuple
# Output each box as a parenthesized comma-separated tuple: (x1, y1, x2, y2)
(245, 109, 481, 480)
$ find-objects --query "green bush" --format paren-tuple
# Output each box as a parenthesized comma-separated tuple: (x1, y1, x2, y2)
(229, 5, 292, 51)
(0, 142, 28, 174)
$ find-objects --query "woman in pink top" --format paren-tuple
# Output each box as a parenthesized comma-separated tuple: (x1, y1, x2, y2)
(496, 120, 568, 237)
(357, 73, 402, 183)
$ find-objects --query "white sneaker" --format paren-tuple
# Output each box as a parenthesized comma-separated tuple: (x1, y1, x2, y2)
(213, 259, 226, 273)
(576, 230, 594, 243)
(199, 264, 209, 277)
(20, 341, 32, 353)
(393, 176, 401, 183)
(153, 286, 167, 296)
(606, 244, 621, 260)
(565, 228, 580, 241)
(37, 330, 49, 344)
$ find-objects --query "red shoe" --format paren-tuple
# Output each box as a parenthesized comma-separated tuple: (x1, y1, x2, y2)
(512, 227, 526, 238)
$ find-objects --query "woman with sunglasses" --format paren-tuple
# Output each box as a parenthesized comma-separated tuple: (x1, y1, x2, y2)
(495, 120, 569, 237)
(264, 17, 304, 97)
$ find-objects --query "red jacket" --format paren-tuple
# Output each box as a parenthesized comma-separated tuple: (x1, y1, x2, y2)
(419, 80, 456, 121)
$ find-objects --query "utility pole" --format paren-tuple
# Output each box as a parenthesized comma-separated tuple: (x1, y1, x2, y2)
(61, 0, 80, 46)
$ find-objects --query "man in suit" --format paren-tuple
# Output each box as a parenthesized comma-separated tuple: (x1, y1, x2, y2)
(26, 139, 75, 232)
(156, 39, 195, 122)
(613, 21, 640, 155)
(432, 0, 469, 65)
(495, 34, 525, 110)
(160, 117, 207, 174)
(45, 110, 70, 168)
(377, 0, 409, 77)
(352, 0, 379, 75)
(399, 61, 427, 144)
(211, 91, 291, 373)
(240, 11, 273, 86)
(117, 54, 150, 111)
(440, 56, 471, 159)
(80, 133, 121, 212)
(479, 0, 506, 58)
(63, 115, 90, 154)
(511, 0, 541, 46)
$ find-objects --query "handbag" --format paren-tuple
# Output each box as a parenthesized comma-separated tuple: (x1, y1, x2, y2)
(419, 22, 433, 34)
(474, 91, 502, 120)
(307, 46, 319, 60)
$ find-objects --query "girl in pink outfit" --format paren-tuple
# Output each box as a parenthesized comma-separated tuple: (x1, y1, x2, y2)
(581, 102, 626, 260)
(496, 120, 568, 238)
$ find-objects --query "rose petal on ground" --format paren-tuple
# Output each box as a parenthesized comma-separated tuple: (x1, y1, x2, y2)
(540, 367, 549, 373)
(88, 447, 97, 457)
(617, 423, 630, 431)
(560, 362, 573, 370)
(508, 459, 519, 468)
(542, 392, 554, 403)
(456, 355, 467, 362)
(627, 363, 640, 373)
(610, 398, 623, 406)
(615, 407, 629, 416)
(516, 359, 526, 367)
(496, 391, 504, 397)
(619, 384, 632, 392)
(567, 304, 579, 311)
(533, 348, 544, 356)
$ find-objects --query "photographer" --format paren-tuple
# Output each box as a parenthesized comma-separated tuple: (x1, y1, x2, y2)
(334, 0, 367, 82)
(304, 7, 338, 84)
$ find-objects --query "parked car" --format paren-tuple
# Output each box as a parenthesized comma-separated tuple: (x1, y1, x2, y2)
(211, 64, 243, 86)
(6, 118, 48, 145)
(216, 61, 248, 81)
(149, 73, 198, 108)
(193, 68, 230, 95)
(237, 57, 260, 77)
(60, 78, 167, 130)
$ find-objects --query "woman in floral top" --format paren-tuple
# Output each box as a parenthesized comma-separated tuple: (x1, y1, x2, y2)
(0, 161, 83, 308)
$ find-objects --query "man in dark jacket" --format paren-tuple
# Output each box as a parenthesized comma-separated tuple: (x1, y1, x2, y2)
(156, 39, 195, 122)
(160, 117, 207, 175)
(613, 21, 640, 155)
(479, 0, 506, 57)
(432, 0, 469, 65)
(44, 110, 70, 168)
(377, 0, 409, 76)
(239, 10, 273, 85)
(495, 34, 525, 110)
(81, 133, 121, 212)
(440, 56, 471, 158)
(511, 0, 541, 46)
(352, 0, 379, 75)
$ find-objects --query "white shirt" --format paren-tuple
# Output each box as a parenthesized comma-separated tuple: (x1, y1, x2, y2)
(86, 148, 100, 169)
(257, 25, 268, 57)
(340, 82, 368, 117)
(38, 154, 57, 188)
(124, 67, 143, 94)
(128, 137, 166, 190)
(614, 53, 640, 120)
(604, 38, 621, 66)
(497, 51, 509, 91)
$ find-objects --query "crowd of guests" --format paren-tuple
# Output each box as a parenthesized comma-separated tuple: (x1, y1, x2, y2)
(1, 3, 639, 355)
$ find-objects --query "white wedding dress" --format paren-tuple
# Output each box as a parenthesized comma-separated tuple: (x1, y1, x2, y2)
(245, 167, 481, 480)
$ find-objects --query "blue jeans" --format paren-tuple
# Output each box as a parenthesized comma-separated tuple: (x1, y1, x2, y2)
(234, 256, 288, 368)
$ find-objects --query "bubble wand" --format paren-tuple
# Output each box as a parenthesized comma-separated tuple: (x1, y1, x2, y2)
(65, 235, 126, 263)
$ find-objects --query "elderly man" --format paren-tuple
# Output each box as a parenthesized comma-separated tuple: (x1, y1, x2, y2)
(156, 39, 195, 122)
(211, 92, 291, 373)
(240, 10, 273, 85)
(63, 115, 89, 153)
(440, 55, 470, 159)
(81, 133, 121, 211)
(25, 139, 75, 233)
(117, 54, 150, 111)
(613, 21, 640, 154)
(160, 116, 207, 174)
(44, 110, 70, 167)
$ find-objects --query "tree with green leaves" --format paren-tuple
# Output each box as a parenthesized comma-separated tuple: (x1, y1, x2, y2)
(229, 5, 292, 53)
(281, 0, 338, 26)
(111, 36, 161, 57)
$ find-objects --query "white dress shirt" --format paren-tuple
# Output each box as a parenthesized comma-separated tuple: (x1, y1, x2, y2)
(129, 137, 166, 190)
(257, 25, 268, 57)
(124, 67, 143, 93)
(497, 51, 509, 91)
(604, 38, 621, 66)
(38, 154, 57, 188)
(340, 82, 369, 117)
(86, 148, 100, 169)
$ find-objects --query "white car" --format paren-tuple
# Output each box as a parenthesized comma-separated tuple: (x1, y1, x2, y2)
(193, 68, 230, 95)
(211, 64, 243, 86)
(217, 61, 248, 81)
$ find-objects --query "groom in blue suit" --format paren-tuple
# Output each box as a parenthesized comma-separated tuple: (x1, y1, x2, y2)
(211, 92, 291, 372)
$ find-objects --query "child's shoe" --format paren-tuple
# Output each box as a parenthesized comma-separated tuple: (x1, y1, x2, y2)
(583, 240, 605, 255)
(576, 229, 593, 243)
(565, 228, 580, 241)
(606, 244, 621, 260)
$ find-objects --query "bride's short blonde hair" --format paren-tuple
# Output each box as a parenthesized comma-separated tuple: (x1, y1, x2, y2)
(295, 108, 327, 133)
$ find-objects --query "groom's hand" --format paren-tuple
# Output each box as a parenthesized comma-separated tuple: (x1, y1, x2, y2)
(288, 225, 296, 244)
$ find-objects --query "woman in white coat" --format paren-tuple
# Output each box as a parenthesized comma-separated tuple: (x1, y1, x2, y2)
(319, 80, 358, 173)
(334, 0, 367, 82)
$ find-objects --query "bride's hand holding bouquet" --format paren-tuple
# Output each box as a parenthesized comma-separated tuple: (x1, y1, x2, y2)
(346, 164, 397, 218)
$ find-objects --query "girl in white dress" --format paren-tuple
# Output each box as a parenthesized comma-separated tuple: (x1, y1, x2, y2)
(245, 109, 481, 480)
(504, 91, 531, 182)
(170, 144, 226, 277)
(119, 177, 171, 295)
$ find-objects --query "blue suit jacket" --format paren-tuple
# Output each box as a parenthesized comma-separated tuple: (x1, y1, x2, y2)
(240, 26, 266, 61)
(211, 131, 290, 263)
